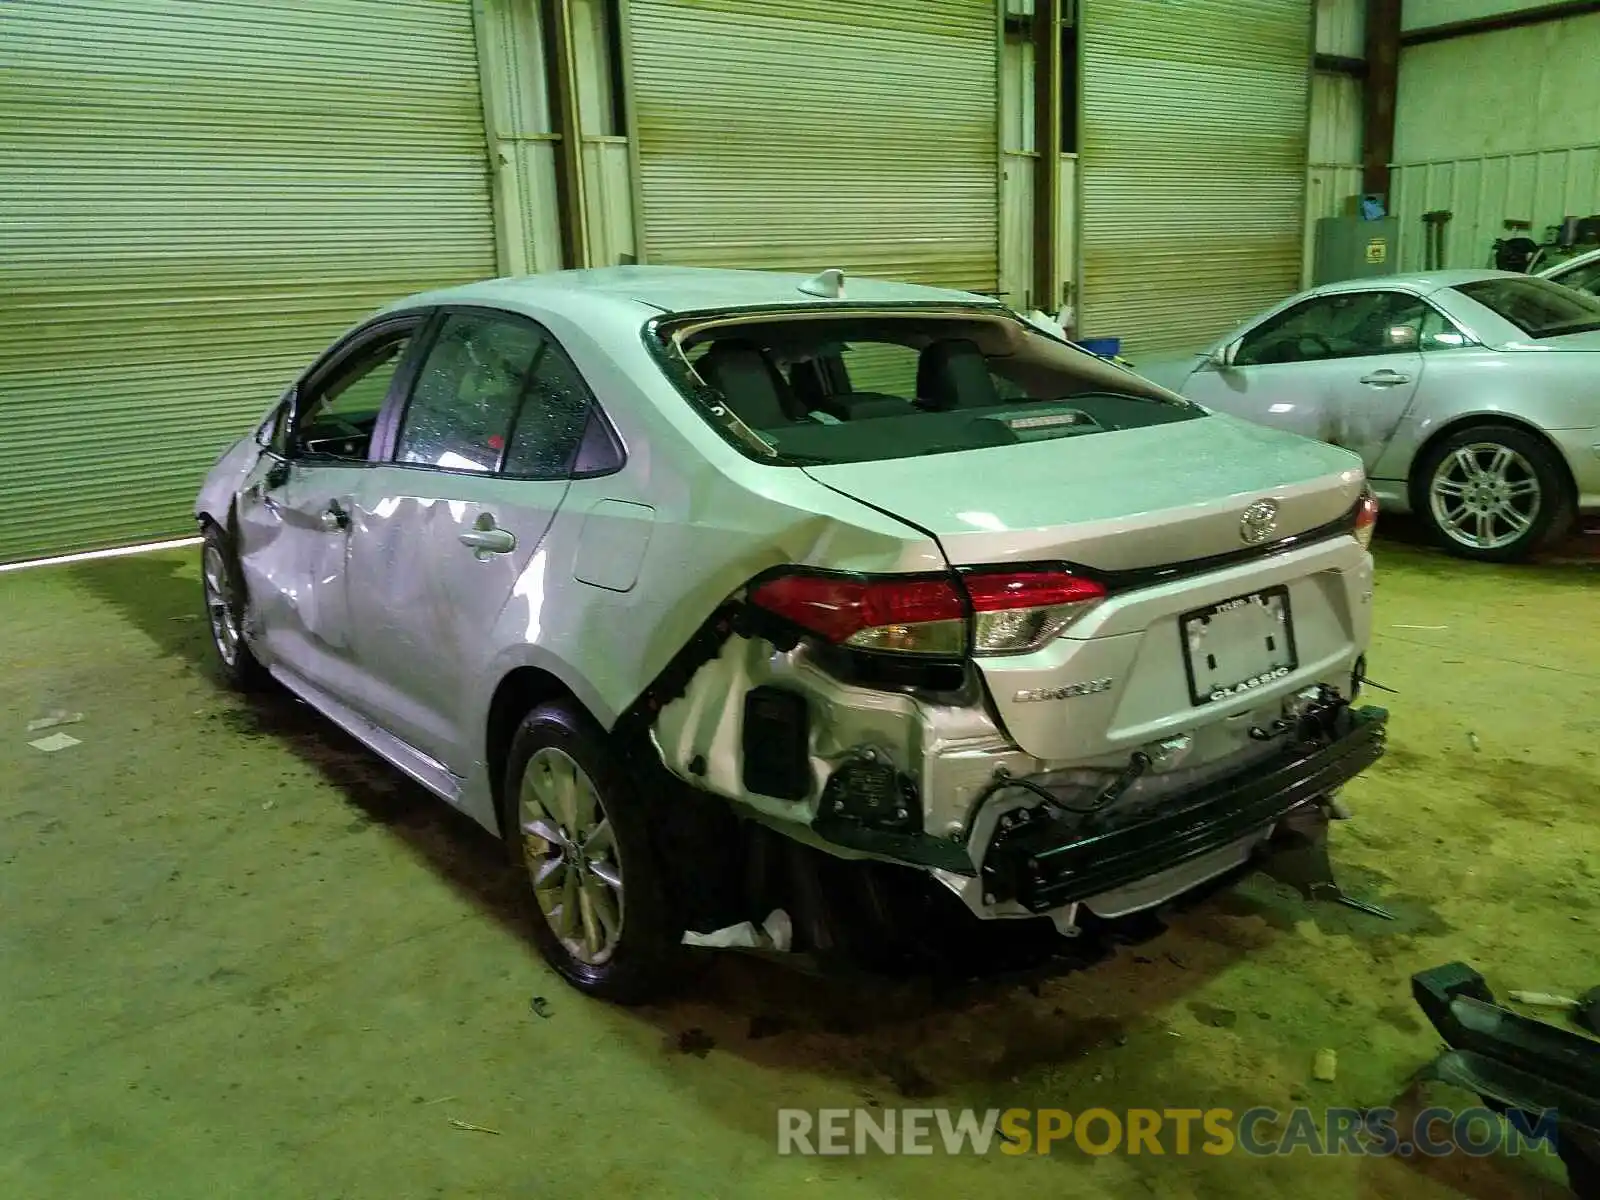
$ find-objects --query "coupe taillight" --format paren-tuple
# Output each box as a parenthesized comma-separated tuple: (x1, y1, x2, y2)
(748, 569, 1106, 657)
(1355, 489, 1379, 550)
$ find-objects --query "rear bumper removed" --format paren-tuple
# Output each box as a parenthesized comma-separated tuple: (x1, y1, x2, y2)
(981, 703, 1389, 914)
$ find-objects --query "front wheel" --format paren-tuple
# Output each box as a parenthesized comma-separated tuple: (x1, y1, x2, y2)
(502, 701, 687, 1004)
(1413, 424, 1573, 562)
(200, 523, 269, 690)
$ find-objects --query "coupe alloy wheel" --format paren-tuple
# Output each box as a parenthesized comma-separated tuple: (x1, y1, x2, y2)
(1428, 442, 1542, 552)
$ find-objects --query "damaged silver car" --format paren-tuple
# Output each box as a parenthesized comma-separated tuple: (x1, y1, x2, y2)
(196, 266, 1388, 1002)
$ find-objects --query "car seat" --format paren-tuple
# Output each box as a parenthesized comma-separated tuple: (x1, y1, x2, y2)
(915, 339, 1000, 411)
(695, 340, 803, 429)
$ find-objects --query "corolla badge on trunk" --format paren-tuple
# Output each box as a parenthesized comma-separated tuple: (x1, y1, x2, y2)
(1239, 499, 1280, 544)
(1013, 677, 1114, 703)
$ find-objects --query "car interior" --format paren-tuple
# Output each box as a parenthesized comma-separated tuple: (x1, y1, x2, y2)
(288, 335, 412, 461)
(674, 315, 1200, 464)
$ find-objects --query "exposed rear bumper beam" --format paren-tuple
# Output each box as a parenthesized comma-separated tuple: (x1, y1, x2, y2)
(982, 703, 1389, 913)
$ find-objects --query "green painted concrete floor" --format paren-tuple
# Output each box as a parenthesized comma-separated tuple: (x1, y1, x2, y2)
(2, 528, 1597, 1199)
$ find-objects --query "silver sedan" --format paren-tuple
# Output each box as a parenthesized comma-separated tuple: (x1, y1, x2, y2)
(193, 266, 1386, 1002)
(1144, 269, 1600, 561)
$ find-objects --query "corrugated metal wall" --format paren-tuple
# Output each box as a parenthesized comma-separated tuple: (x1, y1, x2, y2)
(1403, 0, 1553, 31)
(1391, 145, 1600, 271)
(1395, 11, 1600, 163)
(625, 0, 1000, 291)
(1305, 71, 1365, 283)
(998, 29, 1036, 309)
(1391, 8, 1600, 270)
(1078, 0, 1312, 356)
(0, 0, 496, 563)
(475, 0, 566, 275)
(1315, 0, 1366, 56)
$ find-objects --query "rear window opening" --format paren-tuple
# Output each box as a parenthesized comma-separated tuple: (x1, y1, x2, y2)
(652, 310, 1203, 465)
(1453, 275, 1600, 339)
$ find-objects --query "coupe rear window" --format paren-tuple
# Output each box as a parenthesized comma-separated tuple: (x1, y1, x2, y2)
(1453, 276, 1600, 339)
(652, 311, 1202, 465)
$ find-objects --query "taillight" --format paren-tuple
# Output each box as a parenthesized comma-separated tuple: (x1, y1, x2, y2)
(1355, 489, 1379, 551)
(748, 569, 1105, 657)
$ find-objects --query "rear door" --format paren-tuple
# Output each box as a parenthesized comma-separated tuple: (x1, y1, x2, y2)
(1182, 289, 1430, 469)
(343, 307, 601, 773)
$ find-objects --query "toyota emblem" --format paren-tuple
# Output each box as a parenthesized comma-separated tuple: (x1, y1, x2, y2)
(1239, 499, 1280, 544)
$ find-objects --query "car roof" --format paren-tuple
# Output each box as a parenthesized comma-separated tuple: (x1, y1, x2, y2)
(1314, 268, 1517, 297)
(388, 265, 1004, 320)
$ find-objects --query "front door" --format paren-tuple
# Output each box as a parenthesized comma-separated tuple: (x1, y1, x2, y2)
(344, 307, 602, 773)
(1183, 289, 1434, 471)
(234, 316, 426, 703)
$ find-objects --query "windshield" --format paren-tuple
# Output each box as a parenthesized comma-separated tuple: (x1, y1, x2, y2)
(1453, 276, 1600, 339)
(653, 311, 1202, 465)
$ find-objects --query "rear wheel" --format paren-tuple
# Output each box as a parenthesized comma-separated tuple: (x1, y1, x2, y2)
(502, 701, 686, 1003)
(1413, 424, 1573, 562)
(200, 523, 268, 690)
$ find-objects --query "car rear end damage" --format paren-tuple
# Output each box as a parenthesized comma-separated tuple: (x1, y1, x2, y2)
(630, 298, 1391, 963)
(647, 491, 1387, 946)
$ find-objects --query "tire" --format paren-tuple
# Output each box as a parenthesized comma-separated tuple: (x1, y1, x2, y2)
(1412, 423, 1574, 563)
(200, 523, 269, 691)
(501, 701, 686, 1004)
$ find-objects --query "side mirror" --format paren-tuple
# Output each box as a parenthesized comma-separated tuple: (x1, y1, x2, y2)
(1207, 342, 1240, 370)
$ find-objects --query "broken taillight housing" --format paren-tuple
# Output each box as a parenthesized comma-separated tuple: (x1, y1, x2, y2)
(748, 569, 1106, 657)
(1355, 489, 1379, 551)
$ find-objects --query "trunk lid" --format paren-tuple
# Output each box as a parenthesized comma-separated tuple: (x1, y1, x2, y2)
(802, 412, 1365, 573)
(1503, 328, 1600, 352)
(805, 413, 1372, 763)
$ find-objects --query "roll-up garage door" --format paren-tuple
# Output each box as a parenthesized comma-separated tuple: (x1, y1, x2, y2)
(1078, 0, 1310, 358)
(626, 0, 999, 293)
(0, 0, 496, 563)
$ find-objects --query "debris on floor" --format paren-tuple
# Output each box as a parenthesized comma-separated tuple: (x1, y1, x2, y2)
(1312, 1047, 1339, 1082)
(26, 710, 82, 732)
(528, 996, 552, 1019)
(675, 1028, 716, 1058)
(680, 908, 793, 951)
(1508, 990, 1579, 1010)
(448, 1119, 502, 1135)
(28, 731, 81, 753)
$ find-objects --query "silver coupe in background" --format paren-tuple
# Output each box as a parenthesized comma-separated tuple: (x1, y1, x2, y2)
(1142, 270, 1600, 561)
(196, 266, 1386, 1003)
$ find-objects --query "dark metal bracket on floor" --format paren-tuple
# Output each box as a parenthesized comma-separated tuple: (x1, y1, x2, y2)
(1260, 800, 1396, 920)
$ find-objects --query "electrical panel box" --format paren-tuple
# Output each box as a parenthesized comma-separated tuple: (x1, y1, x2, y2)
(1314, 217, 1399, 285)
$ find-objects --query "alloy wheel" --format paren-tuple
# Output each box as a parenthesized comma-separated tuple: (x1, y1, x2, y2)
(202, 542, 241, 667)
(519, 747, 624, 965)
(1428, 442, 1542, 552)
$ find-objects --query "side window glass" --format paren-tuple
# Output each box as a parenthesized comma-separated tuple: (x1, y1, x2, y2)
(293, 330, 414, 461)
(1236, 298, 1342, 366)
(501, 338, 595, 478)
(396, 313, 543, 473)
(1419, 304, 1469, 351)
(1237, 292, 1424, 366)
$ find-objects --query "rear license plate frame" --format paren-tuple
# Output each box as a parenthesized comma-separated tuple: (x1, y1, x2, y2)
(1180, 585, 1299, 706)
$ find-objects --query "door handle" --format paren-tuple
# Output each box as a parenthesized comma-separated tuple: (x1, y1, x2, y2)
(459, 514, 516, 557)
(1359, 370, 1411, 386)
(319, 500, 350, 532)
